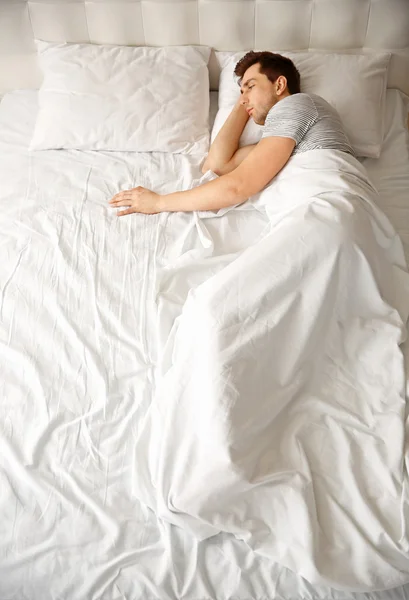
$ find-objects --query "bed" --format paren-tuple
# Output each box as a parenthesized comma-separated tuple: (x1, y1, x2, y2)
(1, 1, 409, 599)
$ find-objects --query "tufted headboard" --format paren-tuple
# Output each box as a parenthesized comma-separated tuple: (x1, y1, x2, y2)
(1, 0, 409, 97)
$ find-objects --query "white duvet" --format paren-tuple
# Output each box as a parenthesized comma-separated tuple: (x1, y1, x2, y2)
(134, 149, 409, 591)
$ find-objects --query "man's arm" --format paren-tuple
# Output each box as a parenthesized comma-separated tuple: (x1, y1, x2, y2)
(160, 136, 295, 213)
(209, 143, 258, 176)
(202, 99, 251, 174)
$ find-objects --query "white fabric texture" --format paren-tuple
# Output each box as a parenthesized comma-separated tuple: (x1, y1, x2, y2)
(212, 51, 390, 158)
(362, 91, 409, 263)
(0, 88, 409, 598)
(29, 40, 211, 154)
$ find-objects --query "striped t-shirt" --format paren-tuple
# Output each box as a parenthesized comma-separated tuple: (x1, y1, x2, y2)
(261, 93, 354, 156)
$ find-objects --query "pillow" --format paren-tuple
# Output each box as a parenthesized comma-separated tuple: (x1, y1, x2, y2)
(212, 51, 391, 158)
(30, 40, 211, 155)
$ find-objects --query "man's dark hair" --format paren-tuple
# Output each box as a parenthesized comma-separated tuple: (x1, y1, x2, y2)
(234, 51, 301, 95)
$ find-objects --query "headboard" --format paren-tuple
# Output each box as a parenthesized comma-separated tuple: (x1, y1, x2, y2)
(1, 0, 409, 96)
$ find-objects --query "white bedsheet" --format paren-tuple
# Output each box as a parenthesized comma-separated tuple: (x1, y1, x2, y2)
(0, 89, 409, 600)
(362, 91, 409, 265)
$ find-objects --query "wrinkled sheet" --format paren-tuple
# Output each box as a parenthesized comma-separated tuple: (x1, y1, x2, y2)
(133, 149, 409, 592)
(1, 89, 409, 600)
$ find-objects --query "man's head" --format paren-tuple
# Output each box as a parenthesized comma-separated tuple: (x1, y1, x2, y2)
(234, 51, 301, 125)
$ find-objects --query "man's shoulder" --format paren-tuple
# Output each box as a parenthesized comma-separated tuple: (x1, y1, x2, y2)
(272, 92, 319, 110)
(266, 93, 319, 121)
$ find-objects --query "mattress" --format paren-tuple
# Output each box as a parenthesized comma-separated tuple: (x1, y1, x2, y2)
(0, 88, 408, 600)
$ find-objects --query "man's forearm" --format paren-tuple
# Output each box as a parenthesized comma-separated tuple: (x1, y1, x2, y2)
(159, 173, 247, 213)
(204, 101, 249, 170)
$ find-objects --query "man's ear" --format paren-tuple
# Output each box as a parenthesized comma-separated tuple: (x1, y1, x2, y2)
(276, 75, 288, 96)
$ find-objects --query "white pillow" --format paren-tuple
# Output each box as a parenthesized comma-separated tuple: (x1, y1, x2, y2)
(213, 51, 391, 158)
(30, 40, 211, 155)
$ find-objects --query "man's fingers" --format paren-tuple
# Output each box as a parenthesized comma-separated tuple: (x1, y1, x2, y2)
(109, 187, 146, 204)
(117, 208, 136, 217)
(109, 193, 133, 204)
(110, 199, 132, 207)
(109, 193, 122, 203)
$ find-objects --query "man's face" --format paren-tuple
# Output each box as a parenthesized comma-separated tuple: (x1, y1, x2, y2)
(239, 63, 281, 125)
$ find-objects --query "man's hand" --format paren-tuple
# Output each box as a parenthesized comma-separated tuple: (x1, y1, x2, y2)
(109, 186, 163, 216)
(202, 99, 249, 174)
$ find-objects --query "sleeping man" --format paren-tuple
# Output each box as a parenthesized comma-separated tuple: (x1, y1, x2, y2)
(109, 51, 353, 216)
(129, 51, 409, 591)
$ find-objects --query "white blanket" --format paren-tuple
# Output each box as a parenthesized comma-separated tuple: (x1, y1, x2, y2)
(133, 149, 409, 592)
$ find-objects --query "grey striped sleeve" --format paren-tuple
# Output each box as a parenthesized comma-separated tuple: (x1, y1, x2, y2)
(261, 94, 319, 145)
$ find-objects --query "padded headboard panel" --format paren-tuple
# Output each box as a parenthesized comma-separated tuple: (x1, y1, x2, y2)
(1, 0, 409, 96)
